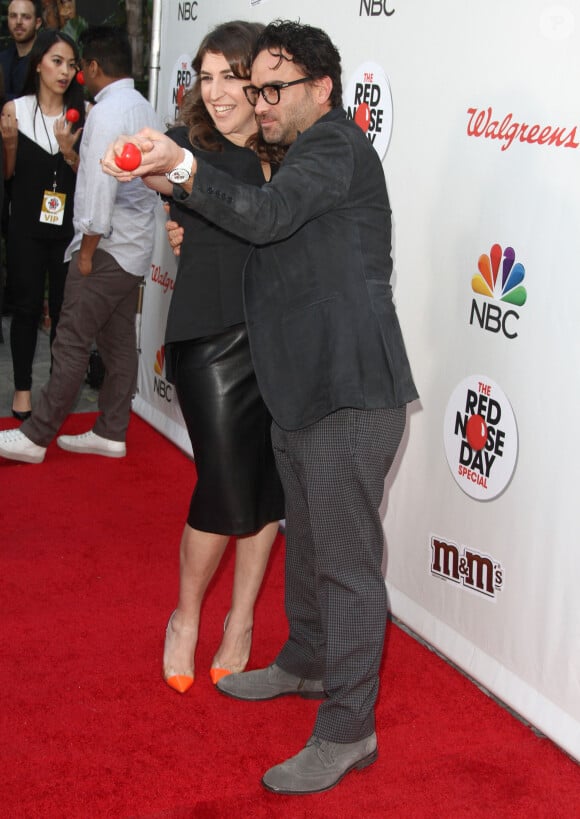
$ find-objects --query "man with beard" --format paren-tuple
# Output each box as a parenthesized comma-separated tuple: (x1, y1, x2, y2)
(0, 0, 43, 101)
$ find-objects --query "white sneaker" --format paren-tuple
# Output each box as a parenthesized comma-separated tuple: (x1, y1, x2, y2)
(56, 430, 126, 458)
(0, 428, 47, 464)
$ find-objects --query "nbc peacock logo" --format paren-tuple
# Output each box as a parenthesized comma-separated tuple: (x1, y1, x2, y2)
(154, 346, 165, 376)
(153, 346, 173, 402)
(472, 244, 527, 305)
(469, 243, 527, 339)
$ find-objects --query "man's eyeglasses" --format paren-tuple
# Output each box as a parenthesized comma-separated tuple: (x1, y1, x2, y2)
(243, 77, 312, 106)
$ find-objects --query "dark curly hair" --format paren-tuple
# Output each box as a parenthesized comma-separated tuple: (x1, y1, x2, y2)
(22, 28, 86, 132)
(178, 20, 285, 164)
(254, 20, 342, 108)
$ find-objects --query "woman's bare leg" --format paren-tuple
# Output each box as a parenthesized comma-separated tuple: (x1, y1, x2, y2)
(163, 524, 229, 686)
(12, 389, 32, 414)
(211, 520, 280, 675)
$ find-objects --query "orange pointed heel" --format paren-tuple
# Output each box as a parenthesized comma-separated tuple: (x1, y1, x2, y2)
(209, 613, 253, 685)
(209, 667, 232, 685)
(163, 610, 196, 694)
(166, 673, 194, 693)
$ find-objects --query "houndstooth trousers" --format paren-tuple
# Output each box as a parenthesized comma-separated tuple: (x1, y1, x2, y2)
(272, 405, 407, 744)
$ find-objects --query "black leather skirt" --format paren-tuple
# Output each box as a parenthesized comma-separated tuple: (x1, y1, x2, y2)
(172, 323, 284, 535)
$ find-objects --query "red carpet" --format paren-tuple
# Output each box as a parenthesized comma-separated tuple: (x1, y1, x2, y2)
(1, 412, 578, 817)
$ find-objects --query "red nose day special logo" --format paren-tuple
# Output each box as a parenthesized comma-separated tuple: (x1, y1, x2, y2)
(443, 375, 518, 501)
(345, 62, 393, 159)
(469, 244, 527, 339)
(45, 195, 63, 214)
(167, 54, 193, 121)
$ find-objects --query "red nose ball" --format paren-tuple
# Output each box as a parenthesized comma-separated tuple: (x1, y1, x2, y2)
(114, 142, 142, 172)
(76, 70, 85, 85)
(65, 108, 80, 123)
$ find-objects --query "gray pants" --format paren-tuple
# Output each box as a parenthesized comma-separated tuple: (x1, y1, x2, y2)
(272, 406, 406, 743)
(23, 249, 142, 447)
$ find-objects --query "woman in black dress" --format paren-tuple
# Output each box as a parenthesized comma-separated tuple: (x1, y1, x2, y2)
(155, 22, 285, 693)
(0, 29, 85, 419)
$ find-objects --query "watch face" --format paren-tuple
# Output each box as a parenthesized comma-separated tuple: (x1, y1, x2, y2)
(168, 168, 190, 183)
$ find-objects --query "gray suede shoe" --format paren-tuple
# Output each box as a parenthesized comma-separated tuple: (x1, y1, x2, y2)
(262, 733, 378, 794)
(215, 662, 325, 701)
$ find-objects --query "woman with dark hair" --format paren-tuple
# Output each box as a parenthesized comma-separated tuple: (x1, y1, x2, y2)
(154, 21, 285, 694)
(0, 65, 5, 343)
(0, 28, 85, 419)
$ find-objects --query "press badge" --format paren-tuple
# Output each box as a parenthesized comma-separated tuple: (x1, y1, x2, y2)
(40, 190, 66, 225)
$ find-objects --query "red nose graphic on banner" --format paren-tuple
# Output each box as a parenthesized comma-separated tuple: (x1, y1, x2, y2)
(466, 414, 488, 451)
(354, 102, 371, 133)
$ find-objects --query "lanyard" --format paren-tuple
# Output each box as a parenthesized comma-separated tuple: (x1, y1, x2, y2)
(36, 104, 63, 192)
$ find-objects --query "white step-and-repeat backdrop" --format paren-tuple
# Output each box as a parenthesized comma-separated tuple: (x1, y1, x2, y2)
(132, 0, 580, 761)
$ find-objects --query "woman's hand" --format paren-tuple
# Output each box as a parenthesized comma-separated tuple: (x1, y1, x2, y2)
(54, 116, 81, 169)
(54, 115, 81, 153)
(1, 102, 19, 178)
(0, 105, 18, 147)
(163, 202, 184, 257)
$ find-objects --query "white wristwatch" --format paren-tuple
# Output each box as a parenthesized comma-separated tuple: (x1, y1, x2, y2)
(166, 149, 194, 184)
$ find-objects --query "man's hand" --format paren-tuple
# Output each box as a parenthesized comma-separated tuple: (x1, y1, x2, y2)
(163, 202, 184, 257)
(101, 128, 190, 181)
(78, 234, 102, 276)
(78, 252, 93, 276)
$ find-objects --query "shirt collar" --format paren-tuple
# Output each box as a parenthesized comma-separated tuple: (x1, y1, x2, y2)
(95, 77, 135, 103)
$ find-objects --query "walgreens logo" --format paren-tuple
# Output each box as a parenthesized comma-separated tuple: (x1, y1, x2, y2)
(151, 264, 175, 295)
(466, 106, 579, 152)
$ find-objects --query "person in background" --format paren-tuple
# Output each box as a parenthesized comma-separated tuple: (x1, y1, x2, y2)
(0, 0, 43, 101)
(0, 0, 42, 344)
(0, 28, 85, 419)
(0, 25, 157, 458)
(154, 21, 285, 694)
(102, 19, 417, 796)
(0, 65, 5, 343)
